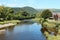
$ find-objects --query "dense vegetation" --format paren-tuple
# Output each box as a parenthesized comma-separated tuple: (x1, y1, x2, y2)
(41, 9, 52, 19)
(0, 6, 39, 21)
(0, 6, 54, 22)
(39, 9, 60, 40)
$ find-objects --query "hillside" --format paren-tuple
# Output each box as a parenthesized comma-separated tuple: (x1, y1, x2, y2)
(21, 6, 38, 14)
(12, 6, 38, 14)
(37, 9, 60, 13)
(50, 9, 60, 12)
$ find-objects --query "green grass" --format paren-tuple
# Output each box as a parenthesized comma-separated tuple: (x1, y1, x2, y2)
(44, 31, 60, 40)
(41, 19, 60, 40)
(0, 20, 21, 24)
(32, 18, 41, 21)
(32, 18, 44, 23)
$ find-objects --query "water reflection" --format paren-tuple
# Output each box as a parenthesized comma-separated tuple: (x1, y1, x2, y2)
(7, 26, 15, 32)
(0, 22, 46, 40)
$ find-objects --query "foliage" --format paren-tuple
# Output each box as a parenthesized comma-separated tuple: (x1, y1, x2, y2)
(0, 6, 36, 21)
(41, 9, 52, 19)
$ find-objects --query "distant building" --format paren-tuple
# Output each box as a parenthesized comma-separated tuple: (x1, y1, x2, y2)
(52, 12, 60, 20)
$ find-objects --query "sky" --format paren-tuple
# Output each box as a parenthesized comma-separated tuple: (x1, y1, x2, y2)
(0, 0, 60, 9)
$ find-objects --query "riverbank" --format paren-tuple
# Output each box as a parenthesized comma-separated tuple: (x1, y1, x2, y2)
(0, 23, 16, 29)
(0, 20, 21, 29)
(32, 18, 41, 22)
(41, 19, 60, 40)
(0, 20, 21, 24)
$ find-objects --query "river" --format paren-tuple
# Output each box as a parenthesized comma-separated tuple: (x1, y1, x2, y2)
(0, 22, 46, 40)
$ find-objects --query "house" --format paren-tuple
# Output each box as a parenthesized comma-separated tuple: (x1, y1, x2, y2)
(52, 12, 60, 20)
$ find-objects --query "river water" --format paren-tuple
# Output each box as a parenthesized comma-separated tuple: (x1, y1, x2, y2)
(0, 22, 46, 40)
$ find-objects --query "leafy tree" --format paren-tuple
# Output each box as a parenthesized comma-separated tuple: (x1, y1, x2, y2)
(41, 9, 52, 19)
(0, 6, 8, 20)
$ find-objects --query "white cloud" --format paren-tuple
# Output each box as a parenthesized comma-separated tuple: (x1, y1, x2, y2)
(6, 4, 17, 7)
(0, 3, 2, 5)
(0, 2, 6, 6)
(0, 2, 17, 7)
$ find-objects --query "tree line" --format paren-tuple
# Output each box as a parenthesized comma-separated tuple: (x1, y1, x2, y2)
(0, 6, 35, 21)
(0, 6, 53, 21)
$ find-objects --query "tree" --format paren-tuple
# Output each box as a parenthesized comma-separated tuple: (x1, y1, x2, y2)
(41, 9, 52, 19)
(0, 6, 8, 20)
(0, 6, 14, 20)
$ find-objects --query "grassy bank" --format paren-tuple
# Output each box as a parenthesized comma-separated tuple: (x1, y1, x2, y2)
(0, 20, 21, 24)
(40, 19, 60, 40)
(32, 18, 43, 23)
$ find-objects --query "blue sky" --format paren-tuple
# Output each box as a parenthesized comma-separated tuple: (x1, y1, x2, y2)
(0, 0, 60, 9)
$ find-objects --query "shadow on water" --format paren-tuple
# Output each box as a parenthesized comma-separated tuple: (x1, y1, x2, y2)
(7, 26, 15, 32)
(0, 21, 46, 40)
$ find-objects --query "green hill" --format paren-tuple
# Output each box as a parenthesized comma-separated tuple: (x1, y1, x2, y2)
(12, 6, 38, 14)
